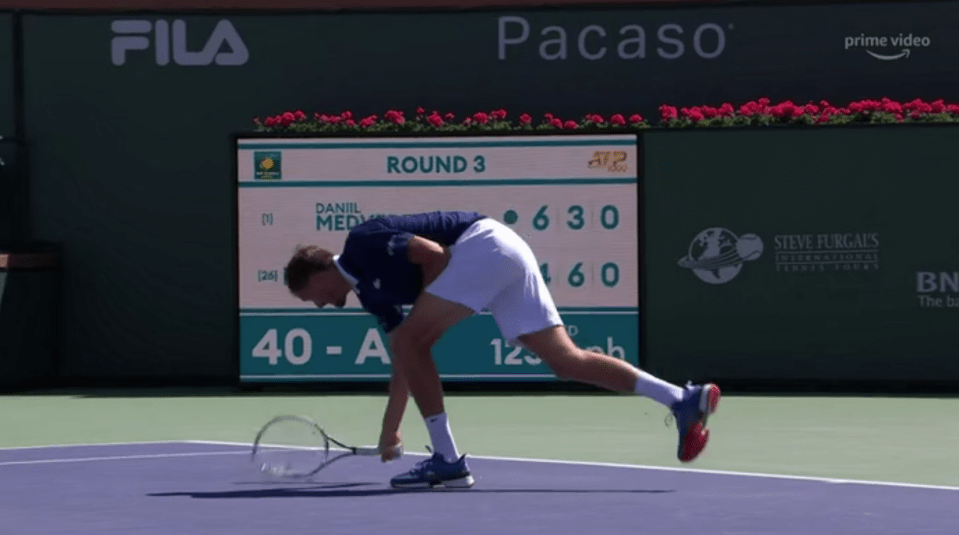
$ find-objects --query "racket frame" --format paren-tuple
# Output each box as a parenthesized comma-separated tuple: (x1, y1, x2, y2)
(251, 414, 380, 479)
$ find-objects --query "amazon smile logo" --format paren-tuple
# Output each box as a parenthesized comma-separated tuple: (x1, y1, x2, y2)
(844, 33, 931, 61)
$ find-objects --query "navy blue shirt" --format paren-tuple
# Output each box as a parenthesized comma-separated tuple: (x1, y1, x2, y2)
(336, 210, 487, 332)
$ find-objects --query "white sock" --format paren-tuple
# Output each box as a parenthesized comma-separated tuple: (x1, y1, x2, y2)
(633, 370, 684, 407)
(424, 412, 460, 463)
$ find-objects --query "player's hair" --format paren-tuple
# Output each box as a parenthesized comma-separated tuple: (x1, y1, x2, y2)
(284, 245, 335, 292)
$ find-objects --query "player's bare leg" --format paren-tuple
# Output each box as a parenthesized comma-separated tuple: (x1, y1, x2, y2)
(518, 326, 655, 393)
(389, 292, 474, 417)
(387, 292, 477, 488)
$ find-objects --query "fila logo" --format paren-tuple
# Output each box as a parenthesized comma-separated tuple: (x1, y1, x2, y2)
(111, 19, 249, 67)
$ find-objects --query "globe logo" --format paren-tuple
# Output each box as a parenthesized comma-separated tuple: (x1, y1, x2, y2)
(678, 228, 764, 284)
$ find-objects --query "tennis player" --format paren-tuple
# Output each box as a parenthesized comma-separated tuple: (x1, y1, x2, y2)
(284, 210, 719, 489)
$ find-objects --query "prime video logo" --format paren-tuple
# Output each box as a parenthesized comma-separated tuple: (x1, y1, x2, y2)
(844, 33, 931, 61)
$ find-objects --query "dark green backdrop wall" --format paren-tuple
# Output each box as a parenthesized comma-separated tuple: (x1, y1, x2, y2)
(10, 3, 959, 382)
(642, 125, 959, 385)
(0, 13, 17, 241)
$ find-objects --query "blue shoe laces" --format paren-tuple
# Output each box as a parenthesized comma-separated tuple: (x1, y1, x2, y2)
(404, 446, 440, 474)
(665, 382, 696, 429)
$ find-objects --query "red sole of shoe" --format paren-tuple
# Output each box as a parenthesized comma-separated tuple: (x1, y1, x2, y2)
(703, 383, 721, 415)
(679, 423, 709, 463)
(680, 384, 721, 463)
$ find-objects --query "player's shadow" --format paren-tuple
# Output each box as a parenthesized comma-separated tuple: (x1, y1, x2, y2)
(149, 483, 675, 499)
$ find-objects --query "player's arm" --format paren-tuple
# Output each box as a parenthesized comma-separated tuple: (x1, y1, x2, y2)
(379, 335, 407, 460)
(406, 236, 451, 288)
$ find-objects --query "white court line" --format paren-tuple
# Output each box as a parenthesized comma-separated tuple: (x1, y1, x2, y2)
(189, 440, 959, 492)
(2, 439, 957, 492)
(0, 450, 249, 467)
(0, 440, 195, 451)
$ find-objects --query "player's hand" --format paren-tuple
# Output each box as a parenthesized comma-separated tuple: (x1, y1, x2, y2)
(379, 430, 403, 463)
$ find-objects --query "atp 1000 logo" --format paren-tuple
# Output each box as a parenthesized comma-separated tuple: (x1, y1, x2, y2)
(588, 151, 628, 173)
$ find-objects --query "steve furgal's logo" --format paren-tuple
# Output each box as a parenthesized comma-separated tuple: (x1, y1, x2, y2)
(678, 227, 764, 285)
(844, 32, 932, 61)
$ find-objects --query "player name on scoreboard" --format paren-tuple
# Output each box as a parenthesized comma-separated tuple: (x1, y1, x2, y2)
(235, 134, 640, 383)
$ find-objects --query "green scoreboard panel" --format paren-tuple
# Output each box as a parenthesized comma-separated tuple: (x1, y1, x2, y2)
(235, 134, 639, 383)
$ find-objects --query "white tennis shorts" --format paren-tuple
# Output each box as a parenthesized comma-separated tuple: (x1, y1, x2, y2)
(425, 217, 563, 345)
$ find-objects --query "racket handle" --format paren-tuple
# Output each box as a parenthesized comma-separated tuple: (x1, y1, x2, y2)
(355, 444, 404, 459)
(354, 444, 402, 457)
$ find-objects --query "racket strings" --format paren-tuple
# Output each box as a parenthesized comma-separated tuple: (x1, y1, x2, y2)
(253, 417, 331, 478)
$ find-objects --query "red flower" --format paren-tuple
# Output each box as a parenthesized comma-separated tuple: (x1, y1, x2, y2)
(816, 114, 830, 124)
(427, 113, 444, 127)
(491, 109, 508, 120)
(659, 105, 679, 121)
(681, 107, 704, 122)
(473, 112, 489, 124)
(882, 101, 902, 114)
(610, 114, 626, 126)
(774, 101, 801, 118)
(739, 101, 760, 116)
(803, 104, 819, 115)
(384, 110, 405, 124)
(564, 120, 579, 129)
(359, 117, 376, 128)
(519, 113, 532, 125)
(589, 114, 605, 124)
(718, 103, 735, 117)
(628, 114, 643, 124)
(345, 119, 356, 127)
(848, 102, 864, 114)
(931, 100, 946, 113)
(264, 116, 277, 127)
(416, 107, 425, 115)
(549, 118, 563, 128)
(341, 111, 353, 120)
(444, 112, 455, 120)
(701, 106, 718, 119)
(544, 112, 554, 120)
(947, 104, 959, 114)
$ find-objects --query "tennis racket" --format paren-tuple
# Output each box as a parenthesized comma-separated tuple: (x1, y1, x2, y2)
(251, 414, 402, 480)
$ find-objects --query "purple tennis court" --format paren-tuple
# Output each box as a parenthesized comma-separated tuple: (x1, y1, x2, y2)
(1, 442, 956, 535)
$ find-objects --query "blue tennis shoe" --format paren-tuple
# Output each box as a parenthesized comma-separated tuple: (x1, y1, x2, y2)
(390, 450, 475, 489)
(670, 382, 721, 463)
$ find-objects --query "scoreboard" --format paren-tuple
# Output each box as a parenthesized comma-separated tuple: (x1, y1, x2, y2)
(235, 134, 640, 383)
